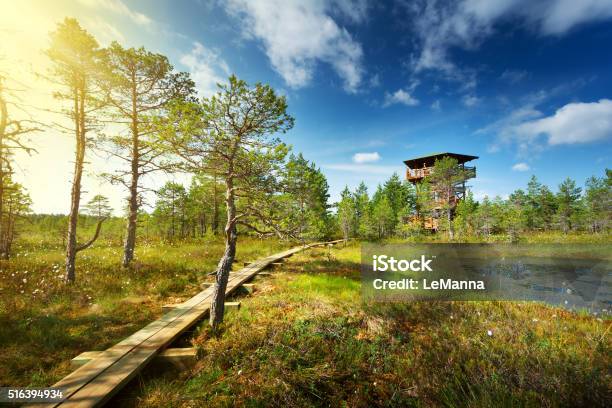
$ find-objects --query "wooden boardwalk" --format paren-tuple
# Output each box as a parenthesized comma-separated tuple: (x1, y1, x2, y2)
(33, 240, 344, 407)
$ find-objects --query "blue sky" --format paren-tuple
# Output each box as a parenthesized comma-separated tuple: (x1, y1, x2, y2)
(4, 0, 612, 212)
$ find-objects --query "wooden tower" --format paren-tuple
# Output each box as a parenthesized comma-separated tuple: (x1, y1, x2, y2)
(403, 152, 478, 230)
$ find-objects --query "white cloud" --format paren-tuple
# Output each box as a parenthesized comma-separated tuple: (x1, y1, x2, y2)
(481, 99, 612, 154)
(515, 99, 612, 145)
(541, 0, 612, 34)
(431, 100, 441, 110)
(224, 0, 364, 92)
(462, 94, 481, 107)
(330, 0, 369, 23)
(180, 42, 231, 97)
(383, 89, 419, 107)
(512, 162, 530, 171)
(353, 152, 381, 163)
(78, 0, 152, 25)
(478, 106, 542, 153)
(406, 0, 612, 77)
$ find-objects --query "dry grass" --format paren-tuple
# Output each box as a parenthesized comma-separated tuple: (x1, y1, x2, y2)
(0, 236, 289, 387)
(130, 243, 611, 407)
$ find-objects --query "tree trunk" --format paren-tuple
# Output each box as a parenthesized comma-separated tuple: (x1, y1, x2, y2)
(447, 186, 454, 240)
(122, 172, 138, 266)
(210, 177, 236, 330)
(212, 173, 219, 234)
(65, 85, 85, 283)
(447, 206, 454, 240)
(200, 212, 206, 236)
(122, 74, 139, 267)
(0, 84, 7, 259)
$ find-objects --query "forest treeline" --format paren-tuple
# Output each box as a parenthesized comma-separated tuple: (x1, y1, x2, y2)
(337, 164, 611, 241)
(19, 152, 333, 246)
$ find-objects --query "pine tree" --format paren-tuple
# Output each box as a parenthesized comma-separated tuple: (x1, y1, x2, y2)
(0, 177, 31, 258)
(100, 42, 195, 267)
(425, 157, 470, 240)
(584, 174, 610, 232)
(453, 191, 478, 238)
(153, 182, 188, 240)
(476, 196, 494, 238)
(371, 195, 394, 239)
(353, 182, 371, 239)
(0, 73, 39, 259)
(157, 75, 293, 329)
(556, 178, 582, 233)
(84, 195, 113, 219)
(47, 18, 107, 282)
(337, 186, 356, 240)
(283, 153, 332, 240)
(382, 173, 416, 234)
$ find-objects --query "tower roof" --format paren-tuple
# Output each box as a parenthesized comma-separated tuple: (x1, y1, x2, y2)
(403, 152, 478, 168)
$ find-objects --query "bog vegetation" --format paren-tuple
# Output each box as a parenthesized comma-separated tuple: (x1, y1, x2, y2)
(119, 244, 612, 407)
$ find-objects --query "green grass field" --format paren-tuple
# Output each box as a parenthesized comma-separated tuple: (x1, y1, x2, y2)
(0, 237, 289, 388)
(126, 242, 610, 408)
(0, 236, 610, 407)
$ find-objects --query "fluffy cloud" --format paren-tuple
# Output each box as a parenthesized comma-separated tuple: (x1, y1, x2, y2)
(515, 99, 612, 145)
(353, 152, 381, 163)
(383, 89, 419, 107)
(406, 0, 612, 76)
(482, 99, 612, 154)
(180, 42, 231, 97)
(512, 162, 530, 171)
(224, 0, 364, 92)
(330, 0, 369, 23)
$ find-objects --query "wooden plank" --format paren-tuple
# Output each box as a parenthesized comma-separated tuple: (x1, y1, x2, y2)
(165, 301, 239, 313)
(155, 348, 197, 370)
(256, 272, 272, 277)
(37, 240, 343, 407)
(71, 352, 103, 369)
(71, 348, 197, 369)
(224, 301, 241, 309)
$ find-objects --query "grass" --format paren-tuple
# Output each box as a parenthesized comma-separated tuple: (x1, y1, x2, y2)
(1, 233, 610, 407)
(0, 236, 289, 387)
(129, 242, 610, 408)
